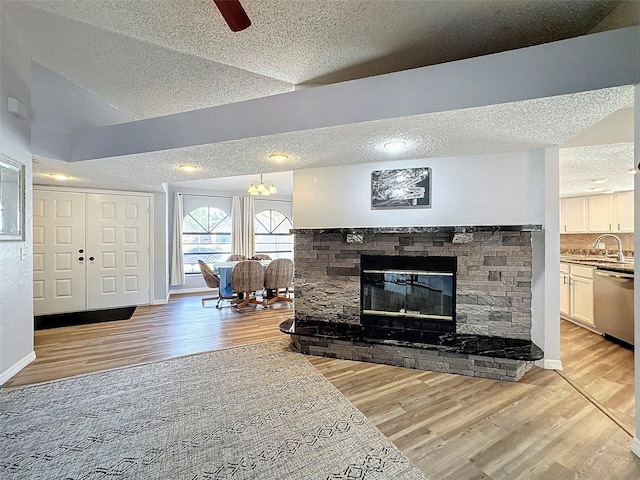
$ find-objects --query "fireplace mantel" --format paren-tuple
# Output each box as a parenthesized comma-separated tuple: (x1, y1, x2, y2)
(290, 225, 542, 235)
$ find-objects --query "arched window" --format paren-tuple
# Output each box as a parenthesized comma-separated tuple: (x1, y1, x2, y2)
(182, 206, 231, 273)
(254, 209, 293, 259)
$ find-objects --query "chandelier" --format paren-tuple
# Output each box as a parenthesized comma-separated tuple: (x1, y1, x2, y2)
(247, 174, 278, 196)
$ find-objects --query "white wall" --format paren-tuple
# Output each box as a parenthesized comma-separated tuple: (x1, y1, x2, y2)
(632, 83, 640, 460)
(531, 146, 561, 370)
(293, 151, 545, 228)
(0, 8, 35, 384)
(152, 188, 169, 304)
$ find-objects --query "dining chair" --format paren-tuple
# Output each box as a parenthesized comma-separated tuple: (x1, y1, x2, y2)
(226, 254, 247, 262)
(263, 258, 294, 306)
(198, 260, 236, 308)
(231, 260, 265, 309)
(251, 253, 272, 260)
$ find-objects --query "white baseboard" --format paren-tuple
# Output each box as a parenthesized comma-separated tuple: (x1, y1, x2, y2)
(151, 292, 171, 305)
(169, 287, 214, 295)
(535, 358, 563, 370)
(631, 438, 640, 459)
(0, 351, 36, 386)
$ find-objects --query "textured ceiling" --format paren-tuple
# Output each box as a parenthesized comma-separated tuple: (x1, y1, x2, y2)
(32, 86, 635, 194)
(560, 143, 635, 197)
(2, 0, 635, 197)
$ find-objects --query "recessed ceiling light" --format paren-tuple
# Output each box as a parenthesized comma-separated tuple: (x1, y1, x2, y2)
(49, 173, 70, 181)
(628, 168, 638, 175)
(591, 178, 608, 184)
(383, 141, 406, 152)
(268, 154, 289, 163)
(179, 164, 198, 172)
(590, 187, 604, 191)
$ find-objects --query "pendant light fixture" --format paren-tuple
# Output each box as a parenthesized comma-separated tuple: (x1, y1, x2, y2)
(247, 174, 277, 196)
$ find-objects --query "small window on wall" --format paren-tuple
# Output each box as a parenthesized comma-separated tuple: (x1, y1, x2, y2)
(254, 209, 293, 259)
(183, 206, 231, 274)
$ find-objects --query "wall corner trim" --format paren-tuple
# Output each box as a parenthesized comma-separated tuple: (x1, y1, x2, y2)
(0, 351, 36, 385)
(535, 358, 563, 370)
(631, 438, 640, 459)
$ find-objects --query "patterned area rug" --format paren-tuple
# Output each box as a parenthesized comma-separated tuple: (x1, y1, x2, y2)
(0, 340, 427, 479)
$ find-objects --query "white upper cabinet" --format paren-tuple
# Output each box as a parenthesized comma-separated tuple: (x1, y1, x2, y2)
(587, 194, 613, 232)
(614, 191, 634, 233)
(561, 192, 633, 234)
(560, 196, 587, 233)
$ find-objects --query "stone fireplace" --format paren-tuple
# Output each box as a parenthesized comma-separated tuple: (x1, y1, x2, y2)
(281, 226, 544, 381)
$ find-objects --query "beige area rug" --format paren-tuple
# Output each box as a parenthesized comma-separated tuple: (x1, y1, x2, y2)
(0, 340, 427, 479)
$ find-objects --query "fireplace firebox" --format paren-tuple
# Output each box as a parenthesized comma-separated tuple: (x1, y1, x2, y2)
(360, 255, 457, 333)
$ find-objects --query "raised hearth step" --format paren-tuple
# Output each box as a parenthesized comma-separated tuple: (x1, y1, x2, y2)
(279, 319, 543, 362)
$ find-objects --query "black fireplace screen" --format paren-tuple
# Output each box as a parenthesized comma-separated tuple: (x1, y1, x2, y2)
(362, 270, 453, 320)
(360, 255, 457, 333)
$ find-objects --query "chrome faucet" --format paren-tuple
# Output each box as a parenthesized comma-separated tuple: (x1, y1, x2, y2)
(592, 234, 625, 263)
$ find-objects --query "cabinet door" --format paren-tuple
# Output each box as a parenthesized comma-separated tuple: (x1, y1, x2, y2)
(614, 191, 634, 232)
(571, 276, 594, 325)
(86, 193, 151, 309)
(33, 190, 87, 315)
(561, 197, 587, 233)
(587, 195, 613, 232)
(559, 273, 570, 316)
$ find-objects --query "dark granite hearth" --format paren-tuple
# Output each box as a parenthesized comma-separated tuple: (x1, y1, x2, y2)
(279, 319, 543, 361)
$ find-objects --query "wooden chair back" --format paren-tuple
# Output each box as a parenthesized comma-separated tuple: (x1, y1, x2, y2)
(231, 260, 264, 293)
(198, 260, 220, 288)
(264, 258, 294, 290)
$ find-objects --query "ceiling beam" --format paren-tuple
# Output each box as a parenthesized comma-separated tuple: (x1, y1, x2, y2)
(66, 26, 639, 162)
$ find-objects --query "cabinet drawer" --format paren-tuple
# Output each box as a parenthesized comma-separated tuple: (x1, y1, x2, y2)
(570, 264, 594, 279)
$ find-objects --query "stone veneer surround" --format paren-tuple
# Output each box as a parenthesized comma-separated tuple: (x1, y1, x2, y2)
(293, 228, 535, 340)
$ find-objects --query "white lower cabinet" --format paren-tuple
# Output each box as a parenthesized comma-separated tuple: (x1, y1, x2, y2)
(560, 263, 570, 317)
(561, 263, 595, 327)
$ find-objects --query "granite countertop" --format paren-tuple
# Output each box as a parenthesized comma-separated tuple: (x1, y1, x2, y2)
(560, 255, 634, 274)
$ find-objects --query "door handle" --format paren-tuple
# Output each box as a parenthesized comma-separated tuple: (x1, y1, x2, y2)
(79, 257, 84, 261)
(89, 256, 95, 261)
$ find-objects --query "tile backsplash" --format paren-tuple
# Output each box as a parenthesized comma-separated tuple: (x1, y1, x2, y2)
(560, 233, 634, 256)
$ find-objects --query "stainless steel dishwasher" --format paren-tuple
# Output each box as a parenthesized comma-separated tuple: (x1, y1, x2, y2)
(594, 270, 634, 346)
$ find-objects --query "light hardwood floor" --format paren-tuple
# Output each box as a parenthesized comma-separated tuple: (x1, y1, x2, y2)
(4, 293, 640, 479)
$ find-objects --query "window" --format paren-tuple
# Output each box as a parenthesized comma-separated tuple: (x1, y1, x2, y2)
(254, 209, 293, 259)
(183, 206, 231, 274)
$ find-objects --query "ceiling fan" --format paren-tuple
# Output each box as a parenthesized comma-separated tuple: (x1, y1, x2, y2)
(214, 0, 252, 32)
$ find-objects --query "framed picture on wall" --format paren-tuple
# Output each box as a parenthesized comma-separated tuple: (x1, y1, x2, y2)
(371, 167, 431, 209)
(0, 154, 25, 241)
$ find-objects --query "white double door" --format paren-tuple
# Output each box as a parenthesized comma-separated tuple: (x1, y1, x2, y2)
(33, 189, 151, 315)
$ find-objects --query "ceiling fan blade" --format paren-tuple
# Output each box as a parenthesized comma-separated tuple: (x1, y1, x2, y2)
(214, 0, 251, 32)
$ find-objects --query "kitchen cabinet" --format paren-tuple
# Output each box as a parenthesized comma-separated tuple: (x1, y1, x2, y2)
(587, 195, 613, 232)
(561, 192, 633, 234)
(560, 197, 587, 233)
(561, 264, 595, 326)
(560, 263, 570, 316)
(614, 191, 634, 232)
(33, 187, 153, 316)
